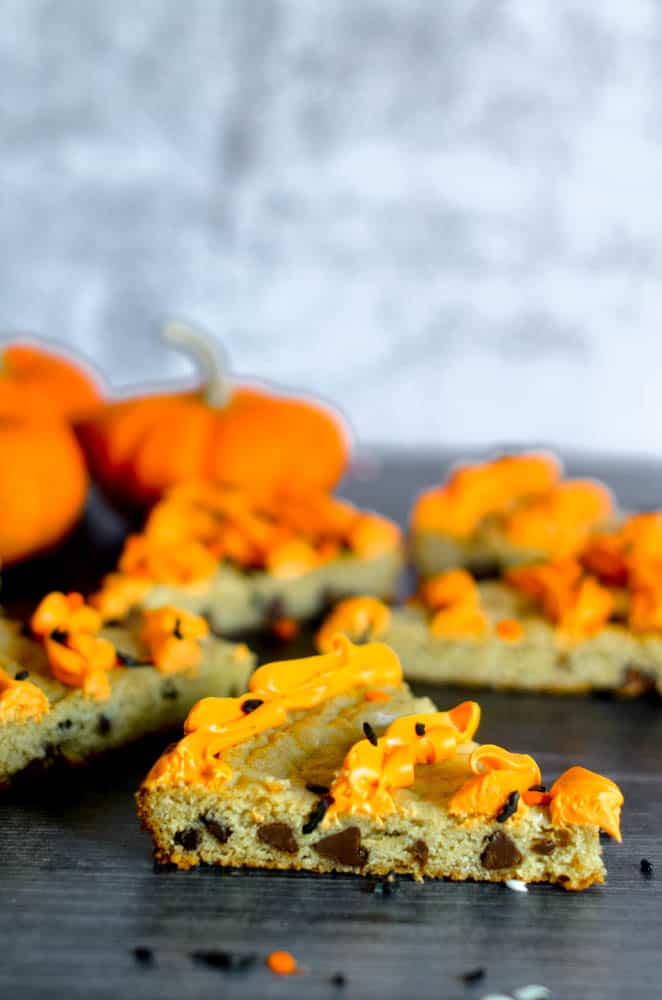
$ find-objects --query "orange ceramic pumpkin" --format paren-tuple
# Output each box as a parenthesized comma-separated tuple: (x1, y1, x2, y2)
(78, 323, 350, 510)
(0, 419, 88, 564)
(0, 340, 103, 423)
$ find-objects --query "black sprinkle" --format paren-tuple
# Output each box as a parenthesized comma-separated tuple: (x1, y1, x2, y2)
(302, 795, 333, 834)
(330, 972, 347, 987)
(174, 828, 200, 851)
(496, 790, 520, 823)
(116, 649, 142, 667)
(641, 858, 654, 875)
(363, 721, 378, 746)
(57, 719, 73, 730)
(241, 698, 264, 715)
(161, 680, 178, 700)
(190, 950, 257, 973)
(528, 783, 547, 792)
(415, 722, 426, 736)
(305, 783, 330, 796)
(132, 946, 154, 966)
(14, 670, 29, 681)
(372, 879, 398, 897)
(460, 967, 485, 985)
(50, 629, 68, 645)
(173, 618, 183, 639)
(97, 714, 112, 736)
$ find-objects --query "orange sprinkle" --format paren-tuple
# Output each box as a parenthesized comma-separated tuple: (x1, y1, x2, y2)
(266, 951, 298, 976)
(271, 618, 299, 641)
(495, 618, 524, 642)
(365, 689, 391, 703)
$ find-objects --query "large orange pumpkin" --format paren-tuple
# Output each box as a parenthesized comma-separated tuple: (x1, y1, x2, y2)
(0, 340, 103, 422)
(0, 419, 89, 564)
(78, 323, 350, 510)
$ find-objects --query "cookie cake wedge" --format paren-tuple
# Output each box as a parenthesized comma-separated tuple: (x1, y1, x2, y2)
(0, 591, 254, 786)
(92, 481, 403, 635)
(137, 636, 622, 890)
(319, 512, 662, 696)
(411, 452, 614, 577)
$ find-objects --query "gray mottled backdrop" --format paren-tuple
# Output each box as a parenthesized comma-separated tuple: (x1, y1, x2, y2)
(1, 0, 661, 453)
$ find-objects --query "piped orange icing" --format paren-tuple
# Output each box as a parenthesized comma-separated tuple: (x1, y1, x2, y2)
(140, 607, 209, 674)
(448, 747, 623, 838)
(448, 744, 541, 820)
(93, 482, 401, 617)
(327, 701, 481, 818)
(315, 597, 391, 652)
(30, 592, 117, 700)
(549, 766, 623, 841)
(411, 454, 560, 538)
(28, 592, 209, 700)
(143, 636, 403, 790)
(507, 560, 614, 640)
(422, 570, 488, 639)
(412, 454, 613, 561)
(0, 667, 50, 724)
(503, 480, 613, 559)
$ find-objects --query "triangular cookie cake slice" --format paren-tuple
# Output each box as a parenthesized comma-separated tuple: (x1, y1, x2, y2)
(137, 636, 622, 890)
(91, 481, 403, 636)
(317, 511, 662, 696)
(0, 591, 254, 786)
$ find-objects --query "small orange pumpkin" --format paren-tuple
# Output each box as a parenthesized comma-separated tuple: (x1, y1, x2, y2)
(0, 419, 88, 564)
(78, 323, 350, 510)
(0, 339, 103, 423)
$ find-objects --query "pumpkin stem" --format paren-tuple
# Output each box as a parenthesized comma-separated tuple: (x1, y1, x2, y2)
(162, 321, 232, 407)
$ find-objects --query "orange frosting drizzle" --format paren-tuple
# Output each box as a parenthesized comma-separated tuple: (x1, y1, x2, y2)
(411, 454, 560, 538)
(29, 592, 209, 700)
(549, 766, 623, 842)
(30, 592, 117, 700)
(503, 480, 613, 559)
(0, 666, 50, 724)
(316, 596, 392, 652)
(448, 745, 541, 820)
(327, 701, 481, 819)
(412, 454, 613, 560)
(421, 570, 488, 639)
(143, 636, 403, 790)
(93, 482, 401, 617)
(140, 607, 209, 674)
(507, 560, 614, 640)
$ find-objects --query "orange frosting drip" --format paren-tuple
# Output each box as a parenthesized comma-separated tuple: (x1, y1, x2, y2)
(582, 514, 662, 633)
(507, 560, 614, 639)
(0, 667, 50, 724)
(30, 592, 117, 700)
(93, 482, 401, 616)
(503, 480, 613, 559)
(140, 607, 209, 674)
(448, 745, 541, 820)
(549, 766, 623, 842)
(143, 636, 403, 789)
(327, 701, 481, 819)
(421, 570, 488, 639)
(411, 454, 560, 538)
(316, 597, 392, 652)
(448, 747, 623, 839)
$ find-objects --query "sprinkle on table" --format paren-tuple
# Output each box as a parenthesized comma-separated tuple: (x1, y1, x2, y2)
(640, 858, 653, 875)
(266, 950, 298, 976)
(460, 966, 485, 984)
(505, 878, 529, 893)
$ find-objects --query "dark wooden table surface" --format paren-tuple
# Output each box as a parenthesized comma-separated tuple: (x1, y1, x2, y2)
(2, 449, 661, 1000)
